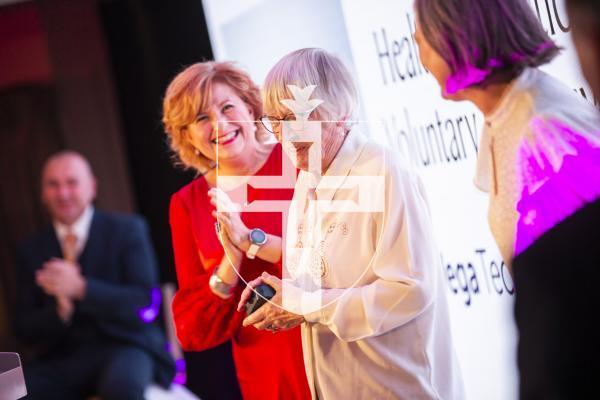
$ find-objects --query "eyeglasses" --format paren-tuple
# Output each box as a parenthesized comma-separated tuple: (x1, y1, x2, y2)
(260, 113, 296, 134)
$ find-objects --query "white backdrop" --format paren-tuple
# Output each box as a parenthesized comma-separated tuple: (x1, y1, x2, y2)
(201, 1, 594, 398)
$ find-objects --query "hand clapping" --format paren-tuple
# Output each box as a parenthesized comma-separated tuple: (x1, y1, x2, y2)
(209, 188, 250, 252)
(35, 258, 86, 300)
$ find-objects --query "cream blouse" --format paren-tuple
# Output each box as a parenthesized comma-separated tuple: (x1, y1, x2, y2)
(474, 68, 600, 264)
(282, 128, 464, 399)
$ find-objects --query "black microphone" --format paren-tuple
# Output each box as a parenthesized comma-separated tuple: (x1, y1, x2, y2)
(245, 284, 276, 315)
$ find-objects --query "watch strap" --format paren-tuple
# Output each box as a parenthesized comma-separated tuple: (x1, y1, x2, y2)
(246, 243, 260, 259)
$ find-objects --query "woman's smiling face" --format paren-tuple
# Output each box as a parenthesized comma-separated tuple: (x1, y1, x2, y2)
(186, 82, 258, 164)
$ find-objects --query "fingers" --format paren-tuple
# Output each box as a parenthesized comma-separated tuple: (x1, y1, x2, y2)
(237, 276, 264, 311)
(43, 260, 62, 271)
(281, 320, 301, 331)
(245, 306, 303, 332)
(35, 273, 47, 289)
(213, 213, 235, 245)
(221, 236, 243, 264)
(212, 210, 230, 224)
(280, 318, 304, 331)
(213, 188, 234, 210)
(35, 272, 57, 295)
(208, 188, 239, 213)
(209, 191, 248, 249)
(37, 262, 75, 294)
(214, 218, 229, 241)
(210, 200, 241, 227)
(259, 272, 282, 291)
(36, 268, 57, 282)
(242, 305, 267, 327)
(266, 316, 289, 330)
(244, 303, 282, 329)
(212, 211, 236, 240)
(269, 320, 291, 332)
(43, 259, 78, 272)
(237, 273, 284, 314)
(237, 288, 251, 312)
(252, 315, 275, 330)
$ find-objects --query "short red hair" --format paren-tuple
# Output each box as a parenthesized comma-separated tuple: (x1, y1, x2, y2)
(162, 61, 263, 173)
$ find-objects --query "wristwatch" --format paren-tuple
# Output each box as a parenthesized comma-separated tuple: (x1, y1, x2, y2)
(209, 269, 235, 299)
(246, 228, 267, 259)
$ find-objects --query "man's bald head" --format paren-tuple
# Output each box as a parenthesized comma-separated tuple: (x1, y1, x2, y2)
(41, 151, 97, 225)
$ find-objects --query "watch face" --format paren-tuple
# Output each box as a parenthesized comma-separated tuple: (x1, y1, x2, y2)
(250, 229, 267, 245)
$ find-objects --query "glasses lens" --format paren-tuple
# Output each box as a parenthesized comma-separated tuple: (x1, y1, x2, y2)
(263, 116, 283, 133)
(260, 116, 276, 133)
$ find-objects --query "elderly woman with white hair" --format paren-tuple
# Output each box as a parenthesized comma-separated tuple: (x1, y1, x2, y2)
(238, 48, 464, 399)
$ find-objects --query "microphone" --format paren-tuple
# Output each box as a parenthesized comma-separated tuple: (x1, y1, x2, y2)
(245, 284, 275, 315)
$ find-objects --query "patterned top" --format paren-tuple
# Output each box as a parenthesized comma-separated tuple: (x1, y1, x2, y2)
(474, 68, 600, 263)
(284, 127, 464, 399)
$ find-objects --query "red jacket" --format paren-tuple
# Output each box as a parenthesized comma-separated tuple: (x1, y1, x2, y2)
(169, 146, 310, 399)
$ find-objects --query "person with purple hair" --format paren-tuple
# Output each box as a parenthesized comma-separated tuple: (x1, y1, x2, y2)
(413, 0, 600, 268)
(414, 0, 600, 397)
(509, 0, 600, 398)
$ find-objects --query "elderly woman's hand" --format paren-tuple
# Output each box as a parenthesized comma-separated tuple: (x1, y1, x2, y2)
(238, 272, 305, 332)
(209, 188, 251, 252)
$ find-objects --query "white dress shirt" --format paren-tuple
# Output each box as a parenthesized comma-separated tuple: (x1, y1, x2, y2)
(53, 206, 94, 259)
(282, 128, 464, 399)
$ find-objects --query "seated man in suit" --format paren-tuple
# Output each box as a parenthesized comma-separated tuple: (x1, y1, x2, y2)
(15, 151, 174, 399)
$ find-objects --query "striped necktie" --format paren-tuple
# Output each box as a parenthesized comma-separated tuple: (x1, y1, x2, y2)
(62, 231, 78, 262)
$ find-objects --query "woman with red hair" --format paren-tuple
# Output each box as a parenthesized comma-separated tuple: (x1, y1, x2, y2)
(162, 61, 309, 399)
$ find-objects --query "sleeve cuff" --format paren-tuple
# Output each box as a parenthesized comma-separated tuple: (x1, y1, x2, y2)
(280, 280, 343, 324)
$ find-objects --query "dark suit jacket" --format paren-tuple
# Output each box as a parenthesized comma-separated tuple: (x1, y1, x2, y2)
(513, 198, 600, 399)
(15, 210, 175, 387)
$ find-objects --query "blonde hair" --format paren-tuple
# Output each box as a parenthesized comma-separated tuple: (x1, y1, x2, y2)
(162, 61, 265, 174)
(263, 48, 358, 126)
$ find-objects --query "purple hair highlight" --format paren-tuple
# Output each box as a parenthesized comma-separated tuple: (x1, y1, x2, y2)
(445, 38, 558, 94)
(445, 65, 492, 94)
(415, 0, 560, 93)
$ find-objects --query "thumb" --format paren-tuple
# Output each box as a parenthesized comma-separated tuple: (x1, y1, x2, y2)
(260, 272, 280, 290)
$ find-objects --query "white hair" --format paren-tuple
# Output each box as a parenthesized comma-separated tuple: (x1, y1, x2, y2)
(262, 48, 358, 125)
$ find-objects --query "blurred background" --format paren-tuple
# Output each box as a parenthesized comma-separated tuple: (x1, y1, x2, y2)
(1, 0, 595, 399)
(1, 0, 214, 380)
